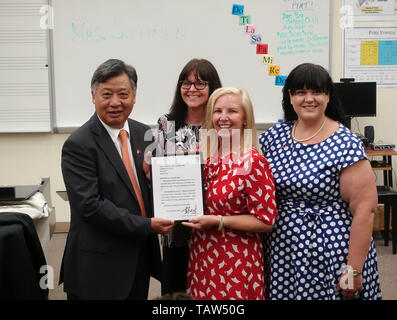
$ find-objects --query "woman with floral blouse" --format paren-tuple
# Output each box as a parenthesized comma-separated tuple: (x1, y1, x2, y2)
(154, 58, 222, 295)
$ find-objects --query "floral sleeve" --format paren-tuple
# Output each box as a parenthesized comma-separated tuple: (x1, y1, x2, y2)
(243, 148, 277, 226)
(154, 115, 168, 156)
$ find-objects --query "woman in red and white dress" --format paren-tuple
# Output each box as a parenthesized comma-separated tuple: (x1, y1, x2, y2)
(183, 87, 277, 300)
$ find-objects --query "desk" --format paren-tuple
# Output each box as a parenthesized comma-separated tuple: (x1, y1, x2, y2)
(56, 190, 68, 201)
(366, 149, 397, 188)
(367, 149, 397, 254)
(0, 178, 56, 256)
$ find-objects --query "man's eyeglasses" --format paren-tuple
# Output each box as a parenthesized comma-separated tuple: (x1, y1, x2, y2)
(180, 80, 208, 90)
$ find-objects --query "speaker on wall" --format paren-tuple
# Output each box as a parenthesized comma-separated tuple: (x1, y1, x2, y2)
(364, 126, 374, 143)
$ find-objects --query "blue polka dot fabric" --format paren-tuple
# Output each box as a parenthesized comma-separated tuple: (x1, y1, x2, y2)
(259, 122, 382, 300)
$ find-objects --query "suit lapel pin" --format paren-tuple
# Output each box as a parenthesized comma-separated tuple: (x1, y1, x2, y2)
(137, 149, 142, 154)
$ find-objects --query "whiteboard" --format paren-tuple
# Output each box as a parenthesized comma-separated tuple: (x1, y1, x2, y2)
(0, 0, 51, 133)
(51, 0, 330, 130)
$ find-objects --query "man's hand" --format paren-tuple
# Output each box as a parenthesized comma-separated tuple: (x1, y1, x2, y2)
(150, 217, 175, 234)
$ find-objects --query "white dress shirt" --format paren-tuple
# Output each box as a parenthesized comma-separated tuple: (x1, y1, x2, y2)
(97, 115, 141, 191)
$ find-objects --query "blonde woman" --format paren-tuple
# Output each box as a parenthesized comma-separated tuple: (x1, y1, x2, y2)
(182, 87, 277, 300)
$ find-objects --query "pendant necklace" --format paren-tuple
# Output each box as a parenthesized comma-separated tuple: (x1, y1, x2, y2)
(291, 117, 327, 142)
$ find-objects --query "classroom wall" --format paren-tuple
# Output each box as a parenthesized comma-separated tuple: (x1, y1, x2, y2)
(1, 0, 396, 223)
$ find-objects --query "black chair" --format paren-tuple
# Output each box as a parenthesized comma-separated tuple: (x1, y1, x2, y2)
(0, 212, 48, 299)
(376, 186, 397, 254)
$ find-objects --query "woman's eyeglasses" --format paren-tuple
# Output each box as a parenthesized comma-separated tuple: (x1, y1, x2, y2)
(180, 80, 208, 90)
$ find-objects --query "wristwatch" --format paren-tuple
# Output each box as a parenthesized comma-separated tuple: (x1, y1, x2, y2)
(343, 265, 363, 277)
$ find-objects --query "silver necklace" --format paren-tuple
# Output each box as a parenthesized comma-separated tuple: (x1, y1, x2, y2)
(291, 117, 327, 142)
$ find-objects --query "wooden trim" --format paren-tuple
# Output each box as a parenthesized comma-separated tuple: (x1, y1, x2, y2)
(366, 149, 397, 157)
(372, 166, 392, 171)
(55, 222, 70, 233)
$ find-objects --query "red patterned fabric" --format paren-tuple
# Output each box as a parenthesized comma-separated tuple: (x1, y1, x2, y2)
(186, 147, 277, 300)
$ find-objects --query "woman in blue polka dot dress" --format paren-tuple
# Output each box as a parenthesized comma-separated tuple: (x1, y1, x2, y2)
(259, 63, 382, 300)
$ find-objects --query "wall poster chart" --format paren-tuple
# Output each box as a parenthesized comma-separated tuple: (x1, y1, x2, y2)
(343, 25, 397, 86)
(343, 0, 397, 21)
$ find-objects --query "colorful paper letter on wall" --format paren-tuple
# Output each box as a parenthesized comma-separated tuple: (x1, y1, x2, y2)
(232, 4, 244, 15)
(256, 44, 268, 54)
(275, 75, 287, 86)
(239, 15, 251, 25)
(244, 25, 256, 34)
(262, 55, 274, 65)
(269, 65, 280, 76)
(250, 34, 262, 44)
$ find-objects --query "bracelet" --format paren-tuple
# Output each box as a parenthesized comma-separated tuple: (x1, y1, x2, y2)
(217, 215, 224, 231)
(352, 269, 363, 277)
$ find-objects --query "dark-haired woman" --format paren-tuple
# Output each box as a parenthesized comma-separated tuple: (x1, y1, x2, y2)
(154, 58, 222, 295)
(259, 63, 381, 300)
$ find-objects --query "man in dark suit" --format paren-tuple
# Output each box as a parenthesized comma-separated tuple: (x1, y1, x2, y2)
(60, 59, 174, 299)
